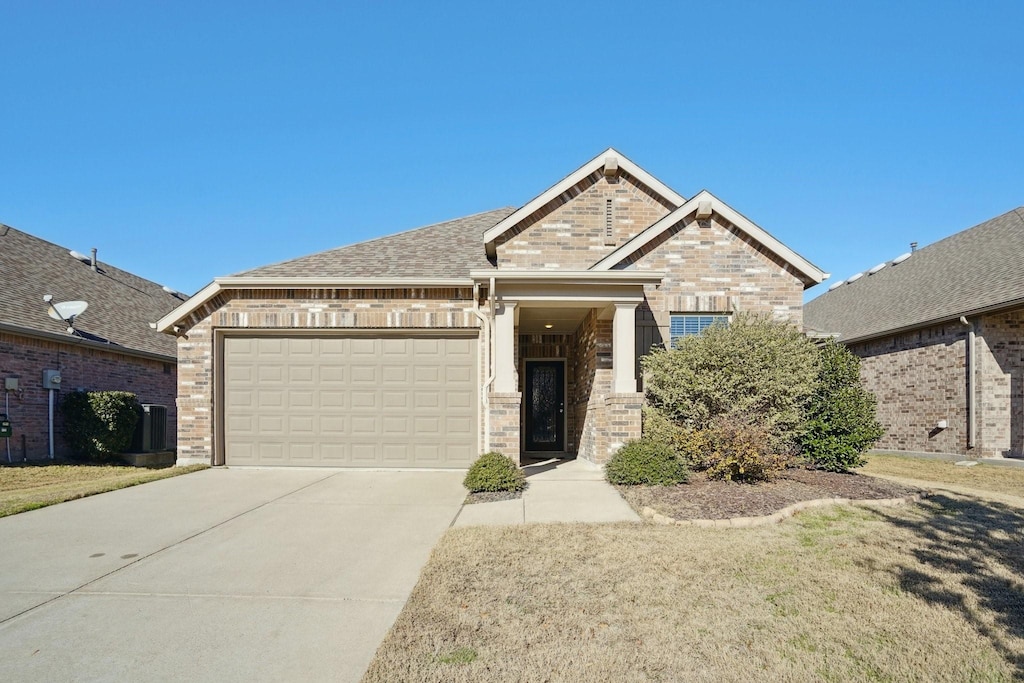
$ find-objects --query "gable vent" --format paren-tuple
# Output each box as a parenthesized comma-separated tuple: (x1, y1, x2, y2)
(605, 199, 615, 246)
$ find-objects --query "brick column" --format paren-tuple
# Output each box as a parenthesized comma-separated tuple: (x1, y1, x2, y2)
(488, 392, 522, 464)
(604, 392, 644, 463)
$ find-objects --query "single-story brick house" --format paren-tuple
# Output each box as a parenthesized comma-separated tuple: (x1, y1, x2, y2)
(0, 223, 183, 460)
(158, 149, 827, 468)
(805, 207, 1024, 459)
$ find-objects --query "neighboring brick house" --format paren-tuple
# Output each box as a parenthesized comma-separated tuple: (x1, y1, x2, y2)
(158, 149, 827, 468)
(805, 207, 1024, 459)
(0, 224, 183, 460)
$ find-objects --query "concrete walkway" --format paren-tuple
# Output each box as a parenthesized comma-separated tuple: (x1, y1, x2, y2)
(453, 457, 640, 526)
(0, 468, 465, 683)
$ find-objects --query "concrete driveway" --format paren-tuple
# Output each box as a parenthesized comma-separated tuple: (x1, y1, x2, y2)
(0, 468, 466, 682)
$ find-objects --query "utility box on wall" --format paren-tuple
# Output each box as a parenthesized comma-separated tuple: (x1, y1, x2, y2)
(0, 414, 11, 438)
(42, 370, 62, 390)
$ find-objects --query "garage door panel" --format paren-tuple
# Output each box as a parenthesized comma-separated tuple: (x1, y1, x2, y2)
(350, 391, 378, 409)
(321, 415, 348, 435)
(258, 391, 284, 408)
(223, 335, 477, 467)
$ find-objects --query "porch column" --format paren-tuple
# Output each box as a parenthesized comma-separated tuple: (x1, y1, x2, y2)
(494, 301, 518, 393)
(613, 301, 638, 393)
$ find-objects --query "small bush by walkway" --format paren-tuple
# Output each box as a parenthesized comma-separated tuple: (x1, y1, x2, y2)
(0, 463, 208, 517)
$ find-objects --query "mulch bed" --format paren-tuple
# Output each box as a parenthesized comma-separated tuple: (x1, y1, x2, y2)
(618, 468, 922, 521)
(464, 490, 523, 505)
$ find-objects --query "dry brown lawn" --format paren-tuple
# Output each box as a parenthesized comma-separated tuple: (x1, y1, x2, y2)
(364, 496, 1023, 682)
(863, 453, 1024, 499)
(0, 463, 208, 517)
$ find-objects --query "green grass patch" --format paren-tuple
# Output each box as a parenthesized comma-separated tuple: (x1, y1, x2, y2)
(0, 463, 208, 517)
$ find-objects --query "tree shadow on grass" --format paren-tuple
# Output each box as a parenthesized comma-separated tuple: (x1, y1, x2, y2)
(865, 495, 1024, 677)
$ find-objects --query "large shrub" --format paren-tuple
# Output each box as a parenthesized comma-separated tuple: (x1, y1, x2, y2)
(702, 415, 792, 481)
(642, 313, 820, 449)
(606, 439, 689, 486)
(800, 340, 885, 472)
(464, 452, 526, 492)
(641, 406, 709, 468)
(60, 390, 141, 460)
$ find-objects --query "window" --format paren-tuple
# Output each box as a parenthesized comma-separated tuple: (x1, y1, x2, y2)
(669, 314, 729, 347)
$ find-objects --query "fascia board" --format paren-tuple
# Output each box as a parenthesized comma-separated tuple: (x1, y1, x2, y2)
(469, 270, 665, 286)
(156, 277, 476, 333)
(482, 148, 686, 247)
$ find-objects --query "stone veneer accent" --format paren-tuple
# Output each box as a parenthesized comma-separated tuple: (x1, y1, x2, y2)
(850, 307, 1024, 459)
(176, 288, 481, 465)
(494, 172, 672, 270)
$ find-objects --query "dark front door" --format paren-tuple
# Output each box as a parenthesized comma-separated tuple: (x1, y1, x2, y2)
(524, 360, 565, 452)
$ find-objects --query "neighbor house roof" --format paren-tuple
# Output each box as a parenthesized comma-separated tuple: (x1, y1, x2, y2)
(0, 223, 184, 359)
(804, 207, 1024, 342)
(238, 207, 515, 279)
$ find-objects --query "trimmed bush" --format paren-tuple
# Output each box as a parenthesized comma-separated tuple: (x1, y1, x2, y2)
(703, 415, 792, 482)
(606, 439, 689, 486)
(464, 452, 526, 493)
(800, 340, 885, 472)
(642, 313, 819, 449)
(60, 390, 141, 461)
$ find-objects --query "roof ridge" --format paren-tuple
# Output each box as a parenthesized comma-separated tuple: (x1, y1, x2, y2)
(1, 222, 174, 292)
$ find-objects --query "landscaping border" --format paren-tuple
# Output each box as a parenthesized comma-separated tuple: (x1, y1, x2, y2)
(640, 491, 928, 528)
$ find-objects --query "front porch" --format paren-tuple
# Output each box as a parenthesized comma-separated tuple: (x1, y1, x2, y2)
(478, 273, 658, 465)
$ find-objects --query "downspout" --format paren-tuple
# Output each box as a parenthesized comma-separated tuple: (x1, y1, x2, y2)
(470, 280, 497, 453)
(960, 316, 976, 449)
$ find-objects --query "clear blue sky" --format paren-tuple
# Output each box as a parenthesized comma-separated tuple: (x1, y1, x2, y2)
(3, 1, 1022, 301)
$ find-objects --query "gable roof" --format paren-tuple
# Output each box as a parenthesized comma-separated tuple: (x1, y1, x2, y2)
(237, 207, 514, 279)
(482, 148, 686, 253)
(804, 207, 1024, 342)
(0, 223, 184, 359)
(590, 190, 828, 287)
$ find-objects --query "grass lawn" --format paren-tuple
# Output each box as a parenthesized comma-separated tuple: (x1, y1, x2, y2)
(365, 482, 1023, 681)
(863, 452, 1024, 499)
(0, 463, 208, 517)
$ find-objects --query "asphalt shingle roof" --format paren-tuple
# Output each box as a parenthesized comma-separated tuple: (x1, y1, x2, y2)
(0, 224, 184, 358)
(804, 207, 1024, 342)
(237, 208, 516, 279)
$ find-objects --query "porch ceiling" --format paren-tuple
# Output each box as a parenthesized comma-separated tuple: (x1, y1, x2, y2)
(518, 306, 592, 334)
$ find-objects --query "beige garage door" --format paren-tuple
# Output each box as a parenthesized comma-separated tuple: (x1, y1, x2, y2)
(223, 335, 478, 467)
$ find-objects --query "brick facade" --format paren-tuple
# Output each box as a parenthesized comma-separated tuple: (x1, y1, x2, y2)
(630, 213, 806, 329)
(169, 160, 814, 468)
(0, 331, 176, 460)
(175, 288, 482, 464)
(494, 172, 672, 270)
(850, 307, 1024, 459)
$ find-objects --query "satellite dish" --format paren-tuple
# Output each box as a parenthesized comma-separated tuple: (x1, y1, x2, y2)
(47, 300, 89, 324)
